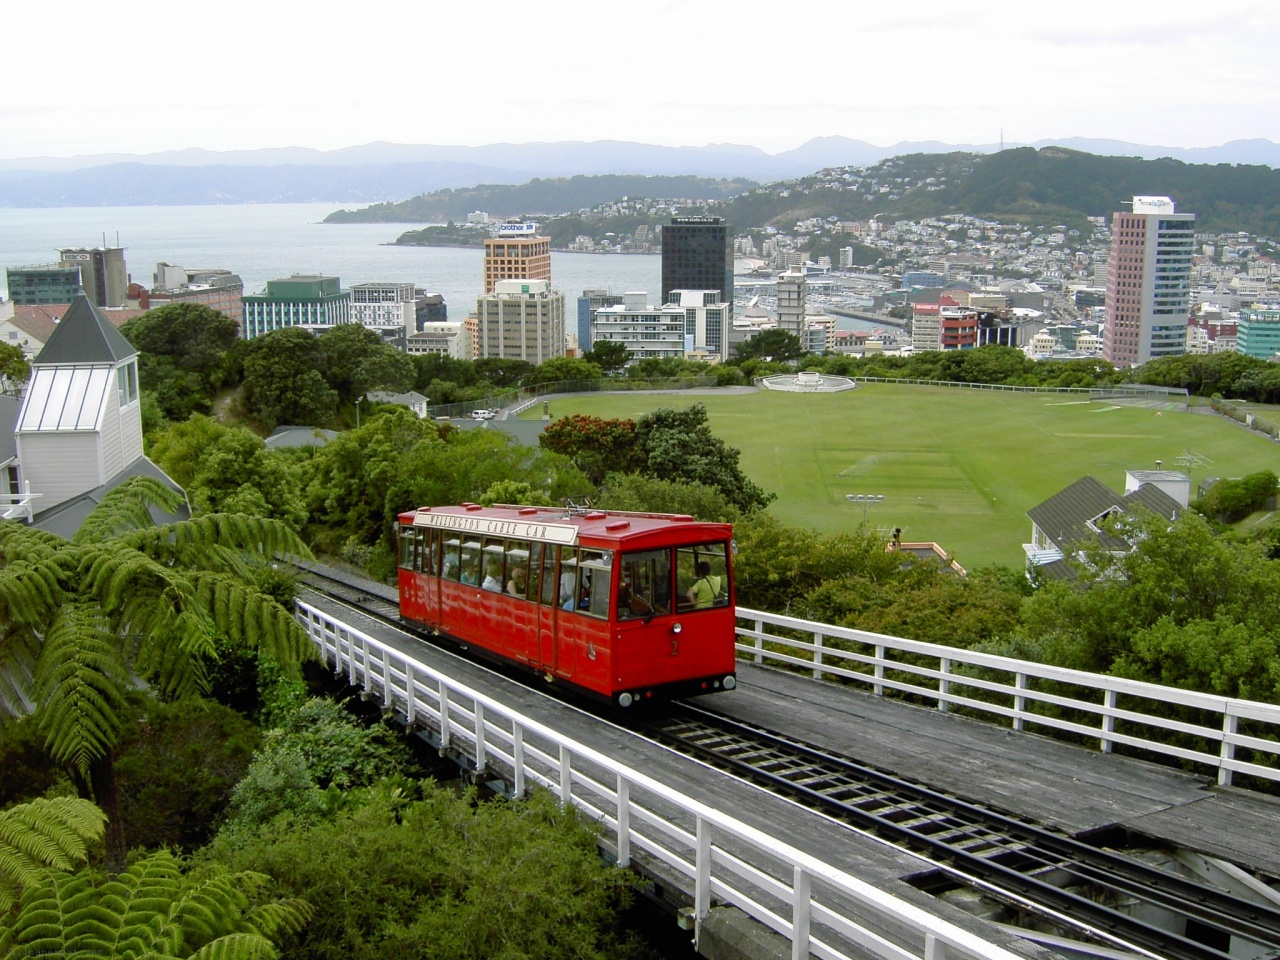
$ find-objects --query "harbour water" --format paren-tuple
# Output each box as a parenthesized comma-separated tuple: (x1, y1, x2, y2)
(0, 202, 884, 332)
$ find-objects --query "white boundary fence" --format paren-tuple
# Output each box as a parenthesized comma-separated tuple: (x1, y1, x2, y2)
(297, 599, 1028, 960)
(736, 607, 1280, 789)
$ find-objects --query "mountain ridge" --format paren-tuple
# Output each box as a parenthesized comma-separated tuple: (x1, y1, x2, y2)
(2, 137, 1278, 208)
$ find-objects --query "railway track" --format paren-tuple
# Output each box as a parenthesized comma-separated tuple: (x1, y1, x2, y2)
(295, 565, 1280, 960)
(640, 705, 1280, 960)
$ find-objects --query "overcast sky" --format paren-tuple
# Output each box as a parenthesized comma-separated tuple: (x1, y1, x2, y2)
(5, 0, 1277, 160)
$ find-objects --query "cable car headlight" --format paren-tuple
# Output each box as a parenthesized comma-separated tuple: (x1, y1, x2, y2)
(672, 622, 682, 634)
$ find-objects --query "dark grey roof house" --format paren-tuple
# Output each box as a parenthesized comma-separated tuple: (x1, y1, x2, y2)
(5, 294, 188, 533)
(1024, 474, 1183, 581)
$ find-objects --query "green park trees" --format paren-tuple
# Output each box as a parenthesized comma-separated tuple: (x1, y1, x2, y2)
(539, 404, 773, 514)
(120, 303, 241, 420)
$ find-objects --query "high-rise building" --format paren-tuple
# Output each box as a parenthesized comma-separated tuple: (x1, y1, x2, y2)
(591, 292, 686, 365)
(576, 289, 624, 354)
(58, 247, 129, 308)
(146, 263, 244, 324)
(474, 279, 564, 364)
(661, 216, 733, 306)
(670, 289, 730, 362)
(1102, 196, 1195, 366)
(241, 275, 352, 340)
(351, 282, 417, 343)
(6, 263, 83, 305)
(1237, 305, 1280, 360)
(483, 222, 551, 294)
(776, 267, 806, 337)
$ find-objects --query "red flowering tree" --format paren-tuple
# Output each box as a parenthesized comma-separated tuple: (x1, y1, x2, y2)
(539, 414, 644, 484)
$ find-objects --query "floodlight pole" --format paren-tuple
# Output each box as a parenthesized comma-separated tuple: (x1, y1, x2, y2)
(845, 493, 885, 524)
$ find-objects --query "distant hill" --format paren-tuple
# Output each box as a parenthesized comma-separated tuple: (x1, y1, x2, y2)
(324, 175, 756, 223)
(338, 148, 1280, 242)
(2, 137, 1279, 208)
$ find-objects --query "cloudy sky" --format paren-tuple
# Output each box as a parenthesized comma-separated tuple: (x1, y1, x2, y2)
(5, 0, 1277, 159)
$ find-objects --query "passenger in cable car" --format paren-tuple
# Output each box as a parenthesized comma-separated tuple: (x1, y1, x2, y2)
(506, 564, 527, 597)
(481, 559, 503, 592)
(460, 558, 479, 586)
(687, 561, 721, 610)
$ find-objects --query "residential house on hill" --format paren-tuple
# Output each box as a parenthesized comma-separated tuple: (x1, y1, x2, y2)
(1024, 473, 1184, 581)
(3, 295, 187, 535)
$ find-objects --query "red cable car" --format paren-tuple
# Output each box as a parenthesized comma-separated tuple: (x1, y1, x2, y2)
(397, 503, 738, 707)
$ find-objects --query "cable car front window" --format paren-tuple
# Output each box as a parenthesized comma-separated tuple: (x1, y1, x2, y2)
(617, 548, 672, 620)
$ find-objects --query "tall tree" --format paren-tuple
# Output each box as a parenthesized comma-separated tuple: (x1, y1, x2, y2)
(0, 477, 314, 867)
(240, 328, 338, 429)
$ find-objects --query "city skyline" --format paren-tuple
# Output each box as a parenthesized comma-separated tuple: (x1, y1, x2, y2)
(4, 0, 1277, 161)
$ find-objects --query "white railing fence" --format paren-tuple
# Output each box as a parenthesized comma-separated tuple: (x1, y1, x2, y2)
(736, 607, 1280, 789)
(297, 600, 1027, 960)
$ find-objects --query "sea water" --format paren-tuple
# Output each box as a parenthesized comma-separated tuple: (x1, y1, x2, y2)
(0, 202, 661, 312)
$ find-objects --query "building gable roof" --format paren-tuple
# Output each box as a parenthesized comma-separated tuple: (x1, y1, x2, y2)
(1027, 475, 1183, 555)
(32, 295, 137, 366)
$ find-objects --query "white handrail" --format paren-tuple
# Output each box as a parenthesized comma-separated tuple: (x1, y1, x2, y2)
(736, 607, 1280, 788)
(296, 599, 1027, 960)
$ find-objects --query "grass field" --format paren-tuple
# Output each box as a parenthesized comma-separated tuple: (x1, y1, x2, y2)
(526, 384, 1280, 569)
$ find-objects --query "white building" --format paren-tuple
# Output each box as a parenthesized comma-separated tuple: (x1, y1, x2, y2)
(777, 267, 806, 337)
(669, 289, 731, 362)
(351, 282, 417, 339)
(475, 279, 565, 364)
(406, 321, 472, 359)
(592, 292, 686, 364)
(6, 295, 186, 532)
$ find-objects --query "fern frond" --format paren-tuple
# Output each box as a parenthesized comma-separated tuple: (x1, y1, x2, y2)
(0, 797, 106, 913)
(0, 621, 40, 717)
(244, 898, 314, 939)
(74, 475, 187, 545)
(34, 603, 128, 775)
(126, 513, 313, 564)
(186, 931, 280, 960)
(0, 551, 73, 629)
(190, 572, 315, 673)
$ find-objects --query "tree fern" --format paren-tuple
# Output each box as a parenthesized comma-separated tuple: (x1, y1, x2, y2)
(72, 475, 188, 545)
(34, 604, 129, 776)
(0, 797, 106, 912)
(3, 851, 310, 959)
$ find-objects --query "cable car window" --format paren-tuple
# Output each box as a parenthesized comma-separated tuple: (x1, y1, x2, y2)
(676, 542, 730, 612)
(617, 548, 672, 620)
(398, 525, 416, 569)
(441, 538, 462, 582)
(557, 549, 579, 610)
(459, 540, 481, 585)
(528, 542, 548, 605)
(481, 538, 505, 591)
(580, 549, 612, 619)
(505, 541, 530, 597)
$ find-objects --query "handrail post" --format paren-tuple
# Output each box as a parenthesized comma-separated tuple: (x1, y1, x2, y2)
(560, 744, 573, 803)
(874, 644, 885, 696)
(812, 631, 824, 680)
(1013, 673, 1028, 732)
(474, 702, 486, 775)
(791, 865, 811, 960)
(381, 650, 393, 708)
(512, 726, 525, 798)
(1220, 710, 1238, 786)
(438, 678, 451, 749)
(754, 618, 764, 663)
(939, 658, 951, 713)
(925, 933, 946, 959)
(616, 775, 631, 868)
(695, 816, 711, 924)
(404, 664, 416, 723)
(1102, 689, 1117, 753)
